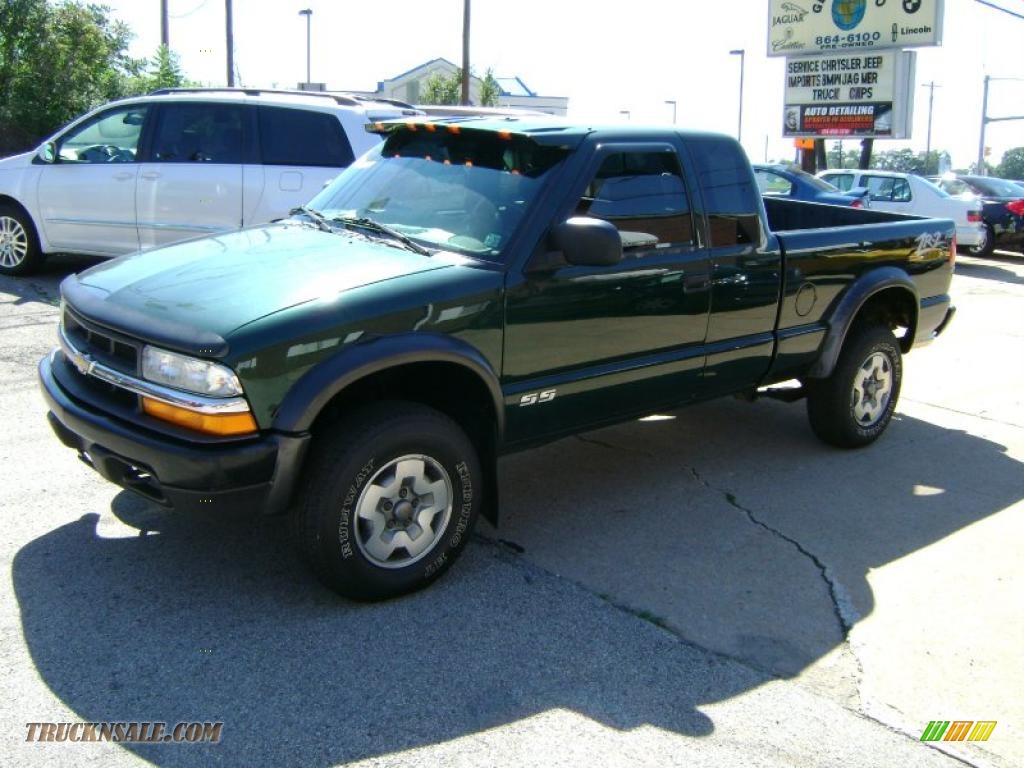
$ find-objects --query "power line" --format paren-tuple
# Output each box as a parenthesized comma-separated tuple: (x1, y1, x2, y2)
(974, 0, 1024, 22)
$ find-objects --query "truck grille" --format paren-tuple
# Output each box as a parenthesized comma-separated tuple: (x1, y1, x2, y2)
(63, 306, 140, 375)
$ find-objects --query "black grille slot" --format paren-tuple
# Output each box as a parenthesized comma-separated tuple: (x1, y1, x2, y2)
(64, 307, 140, 375)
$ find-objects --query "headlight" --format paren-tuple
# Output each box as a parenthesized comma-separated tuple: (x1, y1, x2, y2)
(142, 346, 243, 397)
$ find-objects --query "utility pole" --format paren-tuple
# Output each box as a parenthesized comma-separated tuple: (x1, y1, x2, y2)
(665, 100, 677, 124)
(729, 49, 745, 143)
(977, 75, 990, 176)
(461, 0, 471, 105)
(922, 81, 941, 174)
(160, 0, 169, 48)
(225, 0, 234, 86)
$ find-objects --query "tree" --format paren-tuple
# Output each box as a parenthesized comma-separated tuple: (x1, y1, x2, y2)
(479, 68, 500, 107)
(996, 147, 1024, 180)
(421, 70, 462, 106)
(0, 1, 144, 156)
(420, 66, 500, 107)
(122, 45, 193, 95)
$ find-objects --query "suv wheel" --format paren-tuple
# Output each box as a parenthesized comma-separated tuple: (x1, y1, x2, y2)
(806, 323, 902, 448)
(291, 401, 482, 600)
(0, 204, 43, 276)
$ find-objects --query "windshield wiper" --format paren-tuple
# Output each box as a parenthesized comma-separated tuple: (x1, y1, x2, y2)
(289, 205, 332, 233)
(332, 216, 433, 257)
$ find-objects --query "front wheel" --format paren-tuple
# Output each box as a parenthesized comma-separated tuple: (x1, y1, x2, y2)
(291, 402, 482, 601)
(0, 204, 43, 276)
(806, 323, 903, 448)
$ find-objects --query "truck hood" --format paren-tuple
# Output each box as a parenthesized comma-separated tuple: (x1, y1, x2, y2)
(69, 222, 458, 344)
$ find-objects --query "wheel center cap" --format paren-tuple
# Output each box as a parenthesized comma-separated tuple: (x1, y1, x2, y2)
(393, 500, 415, 522)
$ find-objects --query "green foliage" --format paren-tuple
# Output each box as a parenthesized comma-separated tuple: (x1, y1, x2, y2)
(419, 66, 500, 107)
(0, 1, 145, 156)
(479, 68, 499, 107)
(996, 147, 1024, 180)
(421, 70, 462, 106)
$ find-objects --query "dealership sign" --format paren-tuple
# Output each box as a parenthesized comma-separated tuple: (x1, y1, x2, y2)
(783, 50, 916, 138)
(767, 0, 944, 56)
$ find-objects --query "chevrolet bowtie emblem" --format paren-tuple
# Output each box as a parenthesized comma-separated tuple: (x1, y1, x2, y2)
(72, 351, 95, 377)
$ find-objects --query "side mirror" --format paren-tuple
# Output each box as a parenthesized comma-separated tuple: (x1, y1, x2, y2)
(553, 216, 622, 267)
(38, 142, 56, 164)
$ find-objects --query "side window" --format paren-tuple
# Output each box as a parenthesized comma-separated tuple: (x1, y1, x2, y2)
(258, 107, 355, 167)
(865, 176, 900, 202)
(576, 150, 694, 249)
(56, 105, 148, 163)
(755, 170, 793, 196)
(151, 103, 245, 163)
(823, 173, 854, 191)
(689, 137, 761, 247)
(891, 178, 912, 203)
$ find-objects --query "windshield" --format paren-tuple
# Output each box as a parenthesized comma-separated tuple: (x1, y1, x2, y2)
(308, 127, 568, 261)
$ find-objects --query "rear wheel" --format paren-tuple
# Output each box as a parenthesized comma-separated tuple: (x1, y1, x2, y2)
(291, 402, 482, 601)
(967, 224, 995, 258)
(806, 323, 902, 448)
(0, 204, 43, 276)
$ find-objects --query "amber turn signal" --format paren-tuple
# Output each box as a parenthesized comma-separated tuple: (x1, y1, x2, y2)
(142, 397, 258, 436)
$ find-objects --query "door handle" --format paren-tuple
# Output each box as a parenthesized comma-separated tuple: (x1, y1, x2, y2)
(140, 172, 162, 181)
(113, 172, 134, 181)
(683, 275, 711, 293)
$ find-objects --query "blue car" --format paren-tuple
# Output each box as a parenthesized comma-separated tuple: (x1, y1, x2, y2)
(753, 164, 870, 207)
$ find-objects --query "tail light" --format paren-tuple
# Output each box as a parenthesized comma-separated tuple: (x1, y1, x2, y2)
(850, 199, 863, 208)
(1005, 199, 1024, 216)
(967, 210, 983, 223)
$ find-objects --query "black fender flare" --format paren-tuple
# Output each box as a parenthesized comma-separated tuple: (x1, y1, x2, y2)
(806, 267, 918, 380)
(271, 332, 505, 438)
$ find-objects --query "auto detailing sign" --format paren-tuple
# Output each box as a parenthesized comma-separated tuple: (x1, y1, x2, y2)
(783, 50, 916, 138)
(768, 0, 944, 56)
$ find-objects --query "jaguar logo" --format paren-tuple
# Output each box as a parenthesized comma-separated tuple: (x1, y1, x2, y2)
(773, 1, 810, 24)
(832, 0, 866, 30)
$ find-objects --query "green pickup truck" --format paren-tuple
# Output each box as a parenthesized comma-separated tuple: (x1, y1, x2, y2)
(39, 119, 956, 600)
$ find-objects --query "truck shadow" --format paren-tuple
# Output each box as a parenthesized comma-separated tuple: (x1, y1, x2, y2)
(11, 401, 1022, 765)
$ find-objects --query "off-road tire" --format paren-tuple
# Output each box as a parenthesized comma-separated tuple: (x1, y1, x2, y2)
(291, 401, 482, 601)
(806, 323, 902, 448)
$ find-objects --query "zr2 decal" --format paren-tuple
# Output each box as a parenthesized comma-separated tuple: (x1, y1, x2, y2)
(519, 389, 557, 407)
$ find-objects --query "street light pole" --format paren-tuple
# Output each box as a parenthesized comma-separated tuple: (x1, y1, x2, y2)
(225, 0, 234, 86)
(298, 8, 312, 85)
(922, 81, 941, 174)
(664, 100, 677, 124)
(729, 49, 745, 143)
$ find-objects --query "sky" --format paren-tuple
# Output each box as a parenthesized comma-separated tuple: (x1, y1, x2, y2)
(103, 0, 1024, 169)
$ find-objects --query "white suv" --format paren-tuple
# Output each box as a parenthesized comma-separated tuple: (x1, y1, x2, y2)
(0, 88, 417, 275)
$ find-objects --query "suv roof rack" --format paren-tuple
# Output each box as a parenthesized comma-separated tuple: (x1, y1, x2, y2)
(148, 87, 363, 107)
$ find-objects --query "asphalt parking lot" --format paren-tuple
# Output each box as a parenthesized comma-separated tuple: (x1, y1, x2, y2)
(1, 251, 1021, 767)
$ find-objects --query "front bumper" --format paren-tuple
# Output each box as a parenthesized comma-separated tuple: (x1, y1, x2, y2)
(39, 353, 309, 515)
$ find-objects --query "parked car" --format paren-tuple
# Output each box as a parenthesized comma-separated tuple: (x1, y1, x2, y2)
(40, 119, 956, 599)
(753, 163, 869, 207)
(0, 88, 418, 275)
(818, 169, 986, 252)
(930, 174, 1024, 257)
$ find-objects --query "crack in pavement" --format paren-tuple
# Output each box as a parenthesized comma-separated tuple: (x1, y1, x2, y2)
(684, 464, 858, 639)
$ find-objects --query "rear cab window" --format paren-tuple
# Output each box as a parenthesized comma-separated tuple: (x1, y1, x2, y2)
(688, 137, 762, 247)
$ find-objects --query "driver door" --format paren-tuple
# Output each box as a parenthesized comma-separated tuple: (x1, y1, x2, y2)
(36, 104, 150, 255)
